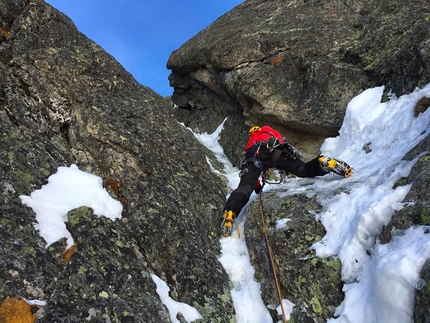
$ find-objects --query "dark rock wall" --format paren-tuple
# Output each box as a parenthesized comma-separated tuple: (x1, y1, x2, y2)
(246, 193, 344, 322)
(1, 0, 233, 321)
(168, 0, 430, 163)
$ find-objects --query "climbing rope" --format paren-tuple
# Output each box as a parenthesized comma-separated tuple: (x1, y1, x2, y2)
(259, 179, 288, 323)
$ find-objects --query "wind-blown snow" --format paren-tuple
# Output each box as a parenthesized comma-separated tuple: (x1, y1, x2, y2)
(20, 164, 123, 248)
(151, 274, 203, 323)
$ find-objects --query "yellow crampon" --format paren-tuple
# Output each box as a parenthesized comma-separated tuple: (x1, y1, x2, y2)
(319, 156, 353, 178)
(220, 210, 240, 238)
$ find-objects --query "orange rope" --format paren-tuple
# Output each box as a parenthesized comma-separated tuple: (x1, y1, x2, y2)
(258, 190, 288, 323)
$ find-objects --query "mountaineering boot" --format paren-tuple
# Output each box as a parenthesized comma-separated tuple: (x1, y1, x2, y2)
(220, 210, 236, 237)
(319, 156, 353, 178)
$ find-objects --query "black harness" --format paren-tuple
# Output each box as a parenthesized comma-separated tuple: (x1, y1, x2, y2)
(239, 136, 303, 177)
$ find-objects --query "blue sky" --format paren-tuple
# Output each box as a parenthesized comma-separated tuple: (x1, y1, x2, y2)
(45, 1, 244, 97)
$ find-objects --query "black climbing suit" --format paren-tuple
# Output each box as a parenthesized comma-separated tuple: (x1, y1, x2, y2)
(224, 145, 327, 215)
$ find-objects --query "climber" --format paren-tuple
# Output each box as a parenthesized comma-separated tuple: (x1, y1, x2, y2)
(221, 125, 352, 237)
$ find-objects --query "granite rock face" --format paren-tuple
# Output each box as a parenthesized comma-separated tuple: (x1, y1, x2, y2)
(1, 0, 232, 321)
(168, 0, 430, 162)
